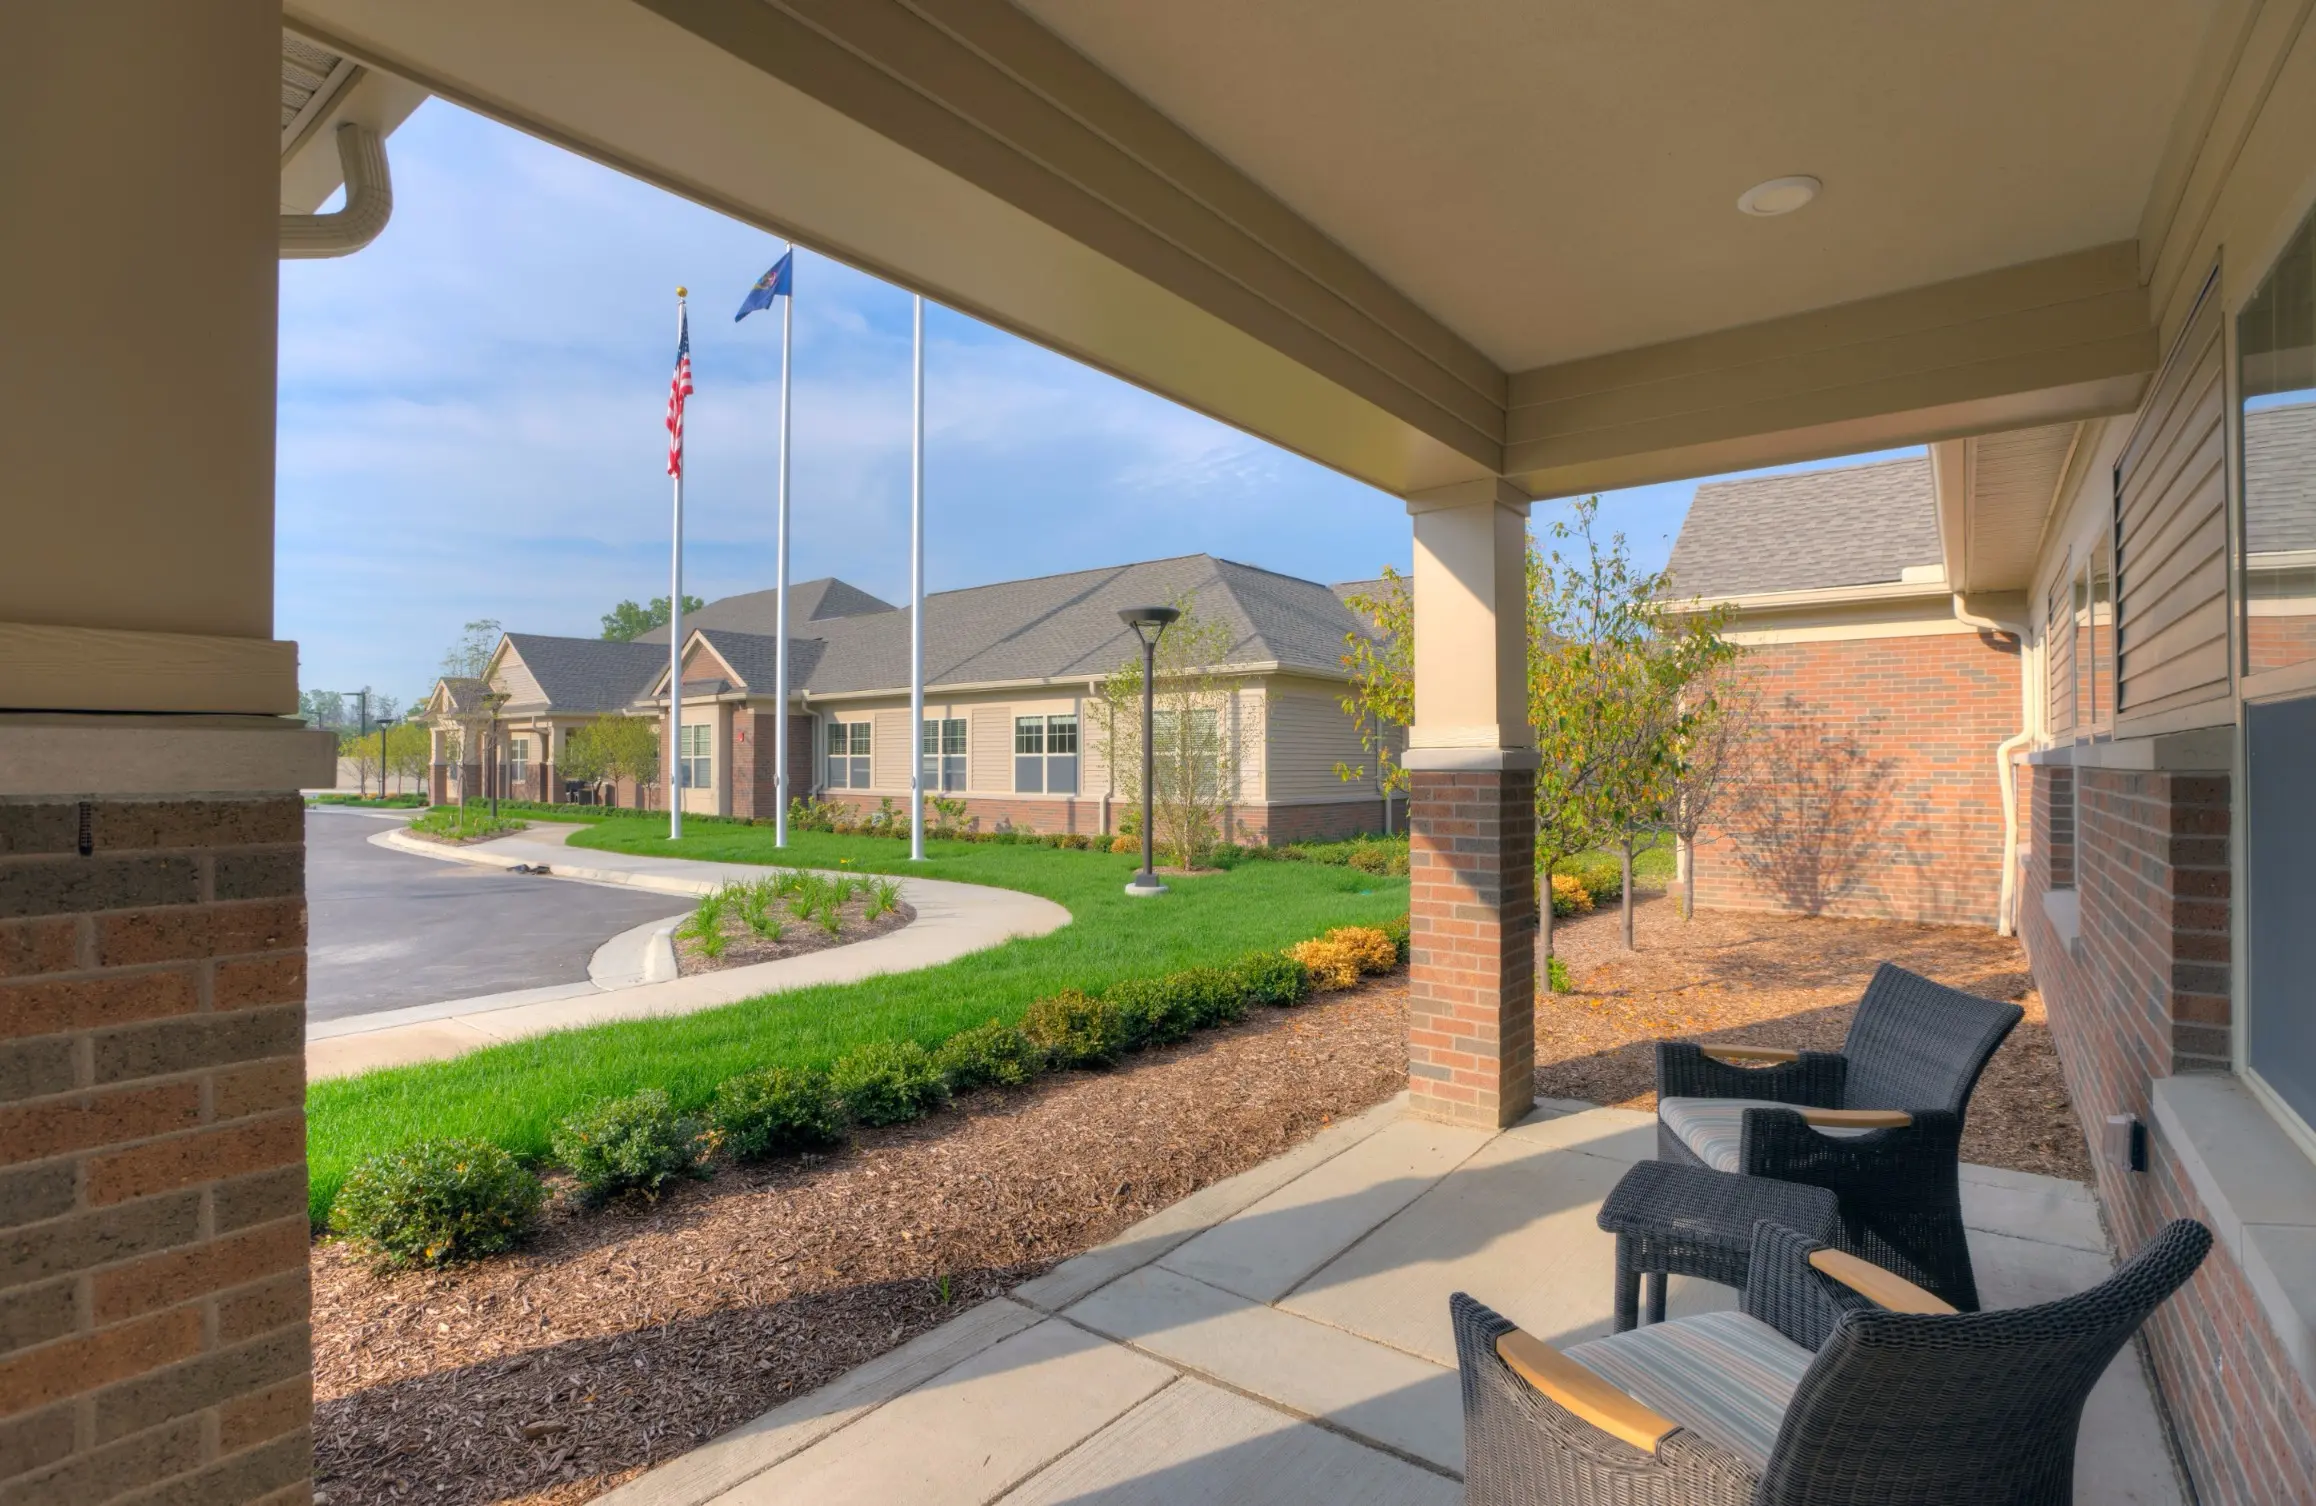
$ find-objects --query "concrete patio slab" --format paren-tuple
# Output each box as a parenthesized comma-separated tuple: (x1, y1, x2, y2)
(714, 1317, 1172, 1506)
(614, 1100, 2188, 1506)
(1156, 1114, 1495, 1303)
(1064, 1264, 1464, 1472)
(997, 1376, 1460, 1506)
(1280, 1107, 1735, 1361)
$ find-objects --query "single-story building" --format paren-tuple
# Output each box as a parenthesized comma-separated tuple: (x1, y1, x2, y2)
(426, 554, 1404, 842)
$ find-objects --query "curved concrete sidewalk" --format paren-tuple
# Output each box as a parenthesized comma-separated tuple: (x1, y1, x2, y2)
(305, 823, 1071, 1081)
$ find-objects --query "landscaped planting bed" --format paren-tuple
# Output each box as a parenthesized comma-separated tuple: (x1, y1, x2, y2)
(669, 873, 916, 974)
(312, 979, 1409, 1506)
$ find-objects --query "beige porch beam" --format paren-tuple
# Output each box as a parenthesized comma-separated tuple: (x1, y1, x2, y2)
(1504, 242, 2157, 500)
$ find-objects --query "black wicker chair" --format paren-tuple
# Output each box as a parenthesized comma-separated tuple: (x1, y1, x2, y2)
(1452, 1217, 2211, 1506)
(1654, 962, 2023, 1308)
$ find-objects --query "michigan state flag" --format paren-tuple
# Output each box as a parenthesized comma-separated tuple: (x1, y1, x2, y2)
(735, 251, 794, 322)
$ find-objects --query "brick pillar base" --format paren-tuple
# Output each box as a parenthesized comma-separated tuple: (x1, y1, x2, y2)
(1407, 767, 1537, 1127)
(0, 794, 313, 1505)
(428, 764, 448, 805)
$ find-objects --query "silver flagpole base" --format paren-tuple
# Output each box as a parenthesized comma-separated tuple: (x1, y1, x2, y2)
(1123, 873, 1169, 898)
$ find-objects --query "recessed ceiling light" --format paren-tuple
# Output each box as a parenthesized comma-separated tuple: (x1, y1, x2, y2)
(1737, 176, 1822, 217)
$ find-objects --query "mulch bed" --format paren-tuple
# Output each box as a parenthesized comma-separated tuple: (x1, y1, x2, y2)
(312, 899, 2090, 1505)
(672, 896, 916, 975)
(1542, 892, 2091, 1181)
(311, 982, 1407, 1506)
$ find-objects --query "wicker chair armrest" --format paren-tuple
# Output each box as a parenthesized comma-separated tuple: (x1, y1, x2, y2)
(1737, 1106, 1961, 1178)
(1656, 1041, 1847, 1105)
(1740, 1220, 1870, 1351)
(1700, 1044, 1800, 1064)
(1797, 1107, 1912, 1129)
(1806, 1248, 1955, 1314)
(1493, 1328, 1679, 1453)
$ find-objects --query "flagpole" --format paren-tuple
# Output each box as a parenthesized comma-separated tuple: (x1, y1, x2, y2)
(908, 294, 926, 863)
(773, 249, 794, 847)
(668, 288, 687, 843)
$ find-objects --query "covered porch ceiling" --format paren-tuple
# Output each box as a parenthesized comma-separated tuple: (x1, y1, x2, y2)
(286, 0, 2246, 501)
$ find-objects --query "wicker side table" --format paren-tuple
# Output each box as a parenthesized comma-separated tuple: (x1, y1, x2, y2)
(1596, 1159, 1842, 1331)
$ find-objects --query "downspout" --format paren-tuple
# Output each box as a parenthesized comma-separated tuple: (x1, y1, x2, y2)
(280, 123, 392, 259)
(1954, 595, 2034, 936)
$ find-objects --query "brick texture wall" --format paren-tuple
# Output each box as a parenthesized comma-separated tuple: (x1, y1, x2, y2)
(1693, 630, 2019, 926)
(730, 713, 819, 822)
(0, 797, 312, 1506)
(2018, 763, 2316, 1504)
(815, 792, 1392, 845)
(1406, 769, 1536, 1129)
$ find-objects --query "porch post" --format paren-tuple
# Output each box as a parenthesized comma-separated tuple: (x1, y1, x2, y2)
(1403, 479, 1538, 1129)
(0, 6, 333, 1506)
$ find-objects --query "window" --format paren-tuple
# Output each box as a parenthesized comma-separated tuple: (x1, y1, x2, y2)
(506, 735, 532, 785)
(2069, 541, 2114, 737)
(2045, 575, 2075, 734)
(920, 717, 967, 792)
(1153, 706, 1221, 800)
(1014, 713, 1079, 794)
(2239, 201, 2316, 679)
(825, 720, 871, 789)
(678, 723, 711, 790)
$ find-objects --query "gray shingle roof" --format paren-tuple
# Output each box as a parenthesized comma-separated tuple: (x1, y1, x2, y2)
(500, 635, 667, 714)
(641, 555, 1379, 701)
(634, 577, 893, 644)
(1666, 456, 1939, 600)
(2245, 401, 2316, 555)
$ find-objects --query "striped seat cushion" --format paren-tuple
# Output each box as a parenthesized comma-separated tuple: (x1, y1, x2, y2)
(1659, 1097, 1876, 1173)
(1565, 1309, 1812, 1471)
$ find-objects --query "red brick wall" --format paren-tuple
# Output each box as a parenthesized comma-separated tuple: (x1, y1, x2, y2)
(1693, 630, 2019, 926)
(730, 712, 817, 821)
(2245, 612, 2316, 676)
(1406, 769, 1537, 1129)
(0, 797, 312, 1506)
(2019, 764, 2316, 1504)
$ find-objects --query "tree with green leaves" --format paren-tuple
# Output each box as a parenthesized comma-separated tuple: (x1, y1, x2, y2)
(1092, 597, 1244, 870)
(1663, 669, 1759, 921)
(440, 619, 502, 681)
(600, 595, 705, 642)
(560, 715, 660, 804)
(1334, 569, 1412, 799)
(384, 721, 431, 795)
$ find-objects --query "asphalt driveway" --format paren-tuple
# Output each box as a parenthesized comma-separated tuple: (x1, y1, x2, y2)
(305, 809, 691, 1024)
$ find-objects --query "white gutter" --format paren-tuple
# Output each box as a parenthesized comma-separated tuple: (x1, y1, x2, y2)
(1953, 594, 2034, 937)
(280, 123, 392, 259)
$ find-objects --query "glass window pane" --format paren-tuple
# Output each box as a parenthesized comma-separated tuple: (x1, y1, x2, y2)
(922, 721, 939, 756)
(943, 719, 967, 755)
(2242, 209, 2316, 677)
(1047, 714, 1078, 754)
(849, 755, 871, 788)
(943, 754, 966, 789)
(1047, 754, 1078, 794)
(1015, 716, 1044, 754)
(1015, 755, 1044, 793)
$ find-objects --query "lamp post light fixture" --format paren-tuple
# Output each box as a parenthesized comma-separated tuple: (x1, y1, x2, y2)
(1117, 605, 1180, 897)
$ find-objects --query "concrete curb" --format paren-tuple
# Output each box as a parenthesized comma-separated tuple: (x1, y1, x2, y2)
(307, 824, 1071, 1081)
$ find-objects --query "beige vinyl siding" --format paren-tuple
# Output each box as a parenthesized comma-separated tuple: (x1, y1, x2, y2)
(1081, 697, 1114, 797)
(1263, 683, 1372, 800)
(969, 705, 1012, 793)
(491, 650, 545, 707)
(2045, 573, 2075, 735)
(1229, 686, 1265, 801)
(871, 708, 909, 791)
(2116, 269, 2230, 723)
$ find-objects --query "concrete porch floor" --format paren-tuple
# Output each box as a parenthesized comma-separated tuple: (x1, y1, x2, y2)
(602, 1097, 2187, 1506)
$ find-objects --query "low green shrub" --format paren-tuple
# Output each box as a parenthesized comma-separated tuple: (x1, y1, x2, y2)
(1547, 955, 1572, 993)
(551, 1089, 706, 1203)
(1019, 988, 1132, 1067)
(407, 806, 525, 842)
(1230, 951, 1311, 1008)
(328, 1138, 543, 1267)
(830, 1040, 949, 1125)
(709, 1067, 844, 1160)
(932, 1020, 1045, 1090)
(1106, 975, 1198, 1048)
(1379, 913, 1412, 966)
(1168, 965, 1248, 1028)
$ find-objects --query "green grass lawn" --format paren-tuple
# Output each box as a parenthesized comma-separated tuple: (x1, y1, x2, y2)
(304, 823, 1406, 1226)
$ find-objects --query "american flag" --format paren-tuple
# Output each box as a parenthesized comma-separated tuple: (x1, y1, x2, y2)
(665, 303, 694, 478)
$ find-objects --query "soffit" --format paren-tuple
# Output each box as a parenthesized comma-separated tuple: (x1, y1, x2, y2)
(1016, 0, 2218, 371)
(1942, 420, 2091, 593)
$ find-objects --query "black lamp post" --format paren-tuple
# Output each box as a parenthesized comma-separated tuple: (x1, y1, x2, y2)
(1117, 605, 1180, 897)
(374, 715, 398, 799)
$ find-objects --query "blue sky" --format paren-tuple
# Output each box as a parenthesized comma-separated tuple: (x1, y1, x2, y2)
(279, 100, 1917, 707)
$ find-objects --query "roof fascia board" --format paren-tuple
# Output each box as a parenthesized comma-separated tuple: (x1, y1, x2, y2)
(1505, 244, 2156, 498)
(1670, 578, 1954, 616)
(1931, 439, 1971, 591)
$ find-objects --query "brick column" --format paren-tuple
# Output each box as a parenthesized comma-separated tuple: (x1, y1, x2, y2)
(0, 768, 325, 1506)
(1408, 767, 1538, 1126)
